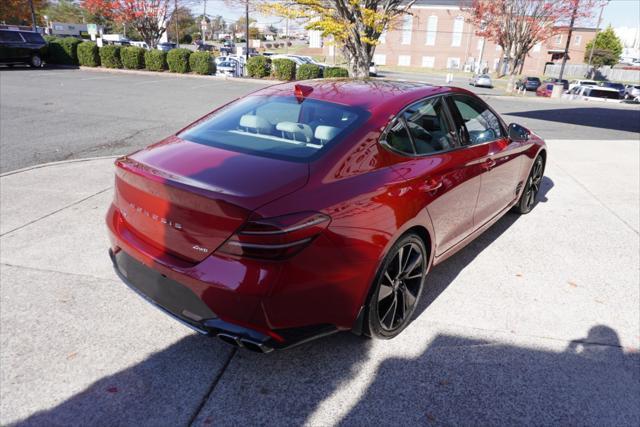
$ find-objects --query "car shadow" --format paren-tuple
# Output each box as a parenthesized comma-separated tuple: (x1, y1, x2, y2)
(0, 64, 78, 71)
(507, 107, 640, 134)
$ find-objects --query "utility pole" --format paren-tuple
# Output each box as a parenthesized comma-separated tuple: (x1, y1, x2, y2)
(245, 0, 250, 62)
(29, 0, 37, 32)
(558, 0, 579, 81)
(174, 0, 179, 46)
(587, 0, 608, 69)
(285, 17, 289, 54)
(202, 0, 207, 42)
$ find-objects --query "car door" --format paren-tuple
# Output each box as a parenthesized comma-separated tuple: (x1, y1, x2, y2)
(383, 95, 486, 256)
(447, 94, 524, 229)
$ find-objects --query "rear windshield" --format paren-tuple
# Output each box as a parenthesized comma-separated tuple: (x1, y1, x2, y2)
(20, 31, 45, 43)
(180, 95, 369, 162)
(527, 77, 540, 82)
(586, 89, 620, 99)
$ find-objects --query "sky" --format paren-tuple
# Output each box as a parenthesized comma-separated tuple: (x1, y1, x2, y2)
(195, 0, 640, 32)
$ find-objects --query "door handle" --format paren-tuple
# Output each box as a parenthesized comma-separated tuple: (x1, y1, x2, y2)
(422, 178, 443, 193)
(481, 158, 496, 170)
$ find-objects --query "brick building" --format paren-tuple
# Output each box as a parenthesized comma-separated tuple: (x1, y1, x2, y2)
(324, 0, 596, 76)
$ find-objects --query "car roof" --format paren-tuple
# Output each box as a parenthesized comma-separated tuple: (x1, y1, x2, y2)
(252, 79, 452, 112)
(586, 86, 619, 92)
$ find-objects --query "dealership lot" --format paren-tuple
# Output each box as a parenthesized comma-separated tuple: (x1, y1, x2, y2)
(1, 68, 639, 425)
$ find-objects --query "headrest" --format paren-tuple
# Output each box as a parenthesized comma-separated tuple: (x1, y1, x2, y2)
(314, 125, 340, 143)
(239, 115, 271, 134)
(276, 122, 313, 142)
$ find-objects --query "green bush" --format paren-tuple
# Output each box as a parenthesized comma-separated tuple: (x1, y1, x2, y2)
(47, 37, 81, 65)
(296, 63, 321, 80)
(166, 48, 191, 73)
(246, 55, 271, 78)
(99, 45, 122, 68)
(189, 51, 215, 75)
(144, 49, 167, 71)
(77, 42, 100, 67)
(324, 66, 349, 78)
(272, 58, 296, 80)
(121, 46, 145, 69)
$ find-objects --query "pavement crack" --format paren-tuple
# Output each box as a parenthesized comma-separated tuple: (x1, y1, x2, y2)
(0, 187, 111, 238)
(187, 347, 237, 427)
(0, 262, 119, 283)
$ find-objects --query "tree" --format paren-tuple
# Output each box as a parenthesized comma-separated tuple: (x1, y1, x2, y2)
(42, 0, 86, 24)
(584, 25, 623, 67)
(82, 0, 170, 48)
(0, 0, 47, 26)
(166, 5, 195, 42)
(464, 0, 599, 76)
(262, 1, 414, 78)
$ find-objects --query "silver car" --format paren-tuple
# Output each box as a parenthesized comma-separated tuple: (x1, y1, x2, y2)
(470, 74, 493, 88)
(624, 84, 640, 100)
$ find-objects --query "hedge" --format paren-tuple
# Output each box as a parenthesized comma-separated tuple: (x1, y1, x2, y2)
(47, 37, 81, 65)
(246, 55, 271, 78)
(324, 66, 349, 78)
(296, 63, 321, 80)
(144, 49, 167, 71)
(272, 58, 296, 80)
(189, 51, 215, 75)
(99, 45, 122, 68)
(77, 41, 100, 67)
(167, 48, 191, 73)
(121, 46, 145, 69)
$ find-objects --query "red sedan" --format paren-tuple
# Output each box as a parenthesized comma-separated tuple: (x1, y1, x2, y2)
(107, 80, 546, 352)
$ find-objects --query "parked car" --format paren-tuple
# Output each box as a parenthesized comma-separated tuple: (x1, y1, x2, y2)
(130, 41, 149, 49)
(562, 85, 622, 102)
(515, 76, 541, 91)
(369, 62, 378, 77)
(0, 29, 46, 67)
(102, 34, 131, 46)
(567, 79, 597, 91)
(216, 60, 237, 76)
(543, 77, 568, 90)
(624, 84, 640, 100)
(157, 42, 176, 52)
(106, 80, 547, 352)
(469, 74, 493, 88)
(599, 81, 626, 97)
(270, 54, 307, 66)
(215, 55, 241, 66)
(536, 82, 556, 97)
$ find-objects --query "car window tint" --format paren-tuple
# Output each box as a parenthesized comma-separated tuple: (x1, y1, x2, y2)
(385, 119, 414, 154)
(20, 32, 44, 43)
(452, 96, 502, 145)
(402, 98, 457, 154)
(0, 30, 24, 42)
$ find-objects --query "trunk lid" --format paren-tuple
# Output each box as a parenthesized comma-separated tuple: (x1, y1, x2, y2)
(114, 136, 309, 263)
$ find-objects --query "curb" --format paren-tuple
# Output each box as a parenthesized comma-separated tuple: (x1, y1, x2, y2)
(1, 155, 120, 178)
(77, 66, 282, 85)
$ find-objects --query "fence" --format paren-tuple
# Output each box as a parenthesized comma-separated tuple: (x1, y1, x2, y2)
(544, 63, 640, 83)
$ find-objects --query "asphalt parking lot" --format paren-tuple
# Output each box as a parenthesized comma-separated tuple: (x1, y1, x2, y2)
(1, 68, 639, 425)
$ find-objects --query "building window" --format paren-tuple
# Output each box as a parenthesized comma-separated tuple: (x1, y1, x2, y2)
(555, 34, 562, 45)
(401, 15, 412, 45)
(426, 15, 438, 46)
(447, 57, 461, 69)
(574, 35, 582, 46)
(373, 54, 386, 65)
(533, 42, 541, 52)
(422, 56, 435, 68)
(398, 55, 411, 66)
(451, 16, 464, 47)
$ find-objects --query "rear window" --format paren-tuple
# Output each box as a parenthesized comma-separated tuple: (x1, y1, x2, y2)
(0, 30, 24, 42)
(528, 77, 540, 82)
(20, 31, 45, 43)
(180, 95, 369, 162)
(586, 89, 620, 99)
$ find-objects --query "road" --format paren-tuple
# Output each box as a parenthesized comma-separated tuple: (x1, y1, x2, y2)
(1, 67, 639, 173)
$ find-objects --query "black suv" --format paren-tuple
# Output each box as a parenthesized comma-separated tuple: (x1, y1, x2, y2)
(0, 29, 47, 67)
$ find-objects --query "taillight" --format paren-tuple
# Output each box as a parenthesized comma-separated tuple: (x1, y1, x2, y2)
(217, 212, 331, 260)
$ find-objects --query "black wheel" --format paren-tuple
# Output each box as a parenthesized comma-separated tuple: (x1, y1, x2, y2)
(365, 233, 427, 339)
(514, 155, 544, 214)
(29, 54, 42, 68)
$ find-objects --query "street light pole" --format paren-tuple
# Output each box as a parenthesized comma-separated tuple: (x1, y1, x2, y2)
(174, 0, 179, 46)
(587, 0, 608, 69)
(245, 0, 250, 62)
(29, 0, 37, 32)
(558, 1, 579, 81)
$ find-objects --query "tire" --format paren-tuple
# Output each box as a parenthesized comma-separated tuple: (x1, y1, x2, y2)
(514, 155, 544, 214)
(29, 54, 42, 68)
(364, 233, 428, 339)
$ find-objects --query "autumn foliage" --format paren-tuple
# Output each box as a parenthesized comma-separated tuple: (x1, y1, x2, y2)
(0, 0, 47, 26)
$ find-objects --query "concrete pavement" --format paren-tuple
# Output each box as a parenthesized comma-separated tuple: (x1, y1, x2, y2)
(1, 139, 638, 425)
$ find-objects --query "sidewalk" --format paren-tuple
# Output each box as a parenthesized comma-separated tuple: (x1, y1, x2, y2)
(1, 143, 638, 425)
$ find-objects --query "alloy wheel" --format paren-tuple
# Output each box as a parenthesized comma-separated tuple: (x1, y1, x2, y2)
(377, 242, 425, 331)
(524, 157, 543, 210)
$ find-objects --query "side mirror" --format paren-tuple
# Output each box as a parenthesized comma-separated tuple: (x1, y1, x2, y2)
(508, 123, 530, 142)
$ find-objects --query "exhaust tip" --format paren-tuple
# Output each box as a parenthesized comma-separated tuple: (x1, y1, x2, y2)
(217, 333, 242, 347)
(240, 338, 274, 354)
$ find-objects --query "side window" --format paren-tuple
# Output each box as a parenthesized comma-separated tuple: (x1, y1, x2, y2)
(0, 30, 24, 42)
(402, 97, 458, 154)
(384, 119, 414, 154)
(451, 96, 503, 145)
